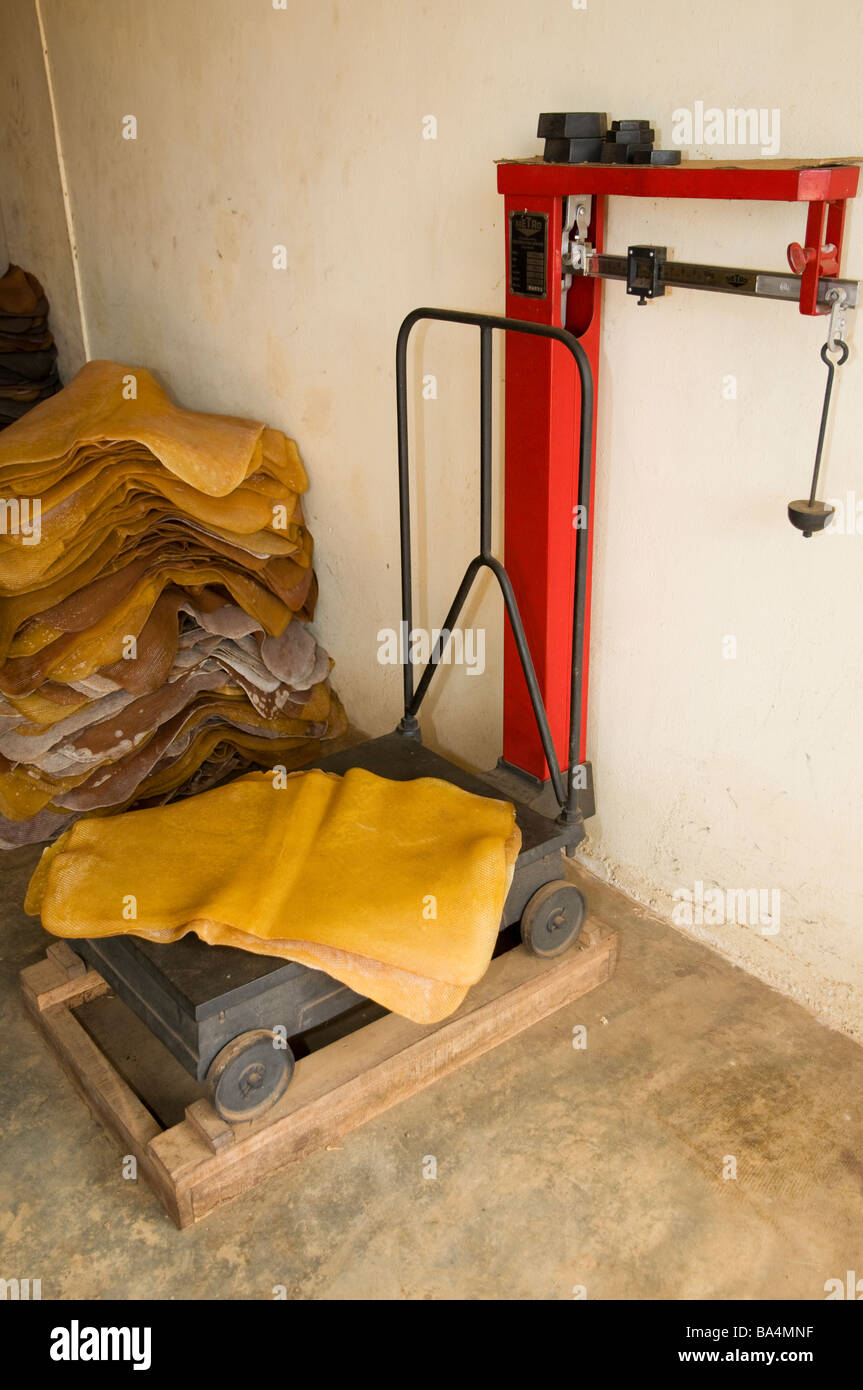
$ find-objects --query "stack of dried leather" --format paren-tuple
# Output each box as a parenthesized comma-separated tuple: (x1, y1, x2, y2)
(27, 767, 522, 1023)
(0, 265, 61, 429)
(0, 360, 346, 847)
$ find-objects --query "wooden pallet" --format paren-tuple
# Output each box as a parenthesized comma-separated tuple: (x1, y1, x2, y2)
(20, 923, 618, 1228)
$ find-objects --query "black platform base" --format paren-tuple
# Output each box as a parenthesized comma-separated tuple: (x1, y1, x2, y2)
(76, 733, 586, 1086)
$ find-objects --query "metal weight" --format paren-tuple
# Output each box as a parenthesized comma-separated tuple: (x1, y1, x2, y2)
(788, 336, 849, 537)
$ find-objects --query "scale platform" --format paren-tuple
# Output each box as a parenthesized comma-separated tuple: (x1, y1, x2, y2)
(74, 733, 585, 1103)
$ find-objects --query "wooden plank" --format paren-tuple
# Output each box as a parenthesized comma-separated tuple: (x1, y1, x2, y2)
(46, 940, 87, 979)
(148, 927, 618, 1225)
(185, 1099, 235, 1154)
(22, 925, 618, 1229)
(20, 957, 108, 1014)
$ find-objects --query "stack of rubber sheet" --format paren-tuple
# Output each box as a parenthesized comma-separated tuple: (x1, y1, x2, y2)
(0, 265, 61, 429)
(0, 360, 346, 847)
(27, 767, 522, 1023)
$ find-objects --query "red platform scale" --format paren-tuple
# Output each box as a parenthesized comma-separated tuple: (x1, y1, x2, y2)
(496, 158, 860, 790)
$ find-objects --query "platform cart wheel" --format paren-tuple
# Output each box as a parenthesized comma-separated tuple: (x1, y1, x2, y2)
(207, 1028, 295, 1124)
(520, 880, 586, 958)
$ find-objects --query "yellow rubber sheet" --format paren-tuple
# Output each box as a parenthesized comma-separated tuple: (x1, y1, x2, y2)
(0, 359, 284, 497)
(27, 768, 521, 1023)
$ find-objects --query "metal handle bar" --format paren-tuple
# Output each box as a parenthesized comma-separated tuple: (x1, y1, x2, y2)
(395, 307, 594, 822)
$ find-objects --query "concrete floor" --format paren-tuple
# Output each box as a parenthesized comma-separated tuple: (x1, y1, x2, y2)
(1, 840, 861, 1301)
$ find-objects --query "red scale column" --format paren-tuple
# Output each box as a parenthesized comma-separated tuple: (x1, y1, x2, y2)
(498, 173, 604, 788)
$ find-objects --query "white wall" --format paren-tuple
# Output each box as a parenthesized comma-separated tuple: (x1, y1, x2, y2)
(3, 0, 862, 1037)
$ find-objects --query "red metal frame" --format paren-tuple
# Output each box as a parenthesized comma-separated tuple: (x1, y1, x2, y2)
(789, 199, 847, 313)
(497, 158, 860, 785)
(496, 158, 858, 206)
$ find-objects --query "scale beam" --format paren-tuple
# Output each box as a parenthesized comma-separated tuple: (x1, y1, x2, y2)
(574, 250, 858, 311)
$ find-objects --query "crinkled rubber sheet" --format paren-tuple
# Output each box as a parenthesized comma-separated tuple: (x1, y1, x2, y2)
(27, 768, 521, 1023)
(0, 359, 343, 844)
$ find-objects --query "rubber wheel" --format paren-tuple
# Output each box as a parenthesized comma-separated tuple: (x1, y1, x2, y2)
(207, 1028, 294, 1124)
(520, 880, 586, 958)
